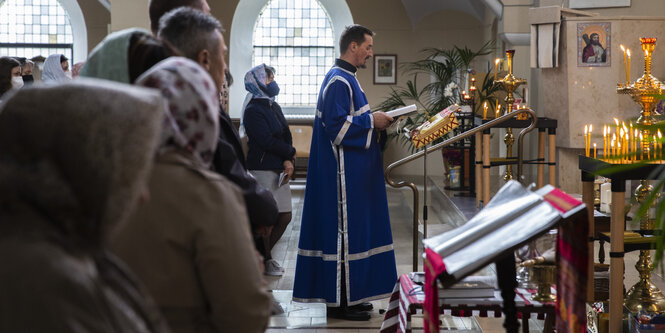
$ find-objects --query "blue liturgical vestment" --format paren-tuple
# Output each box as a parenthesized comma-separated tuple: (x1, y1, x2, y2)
(293, 60, 397, 306)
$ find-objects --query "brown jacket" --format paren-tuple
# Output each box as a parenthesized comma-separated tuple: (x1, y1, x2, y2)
(112, 150, 271, 333)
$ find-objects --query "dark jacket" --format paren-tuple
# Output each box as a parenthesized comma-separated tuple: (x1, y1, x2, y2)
(243, 98, 296, 171)
(212, 105, 279, 228)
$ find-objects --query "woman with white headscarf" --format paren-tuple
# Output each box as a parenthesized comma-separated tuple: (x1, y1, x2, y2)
(42, 54, 71, 83)
(112, 57, 271, 333)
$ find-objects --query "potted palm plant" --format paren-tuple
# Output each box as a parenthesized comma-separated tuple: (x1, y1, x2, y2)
(377, 41, 498, 182)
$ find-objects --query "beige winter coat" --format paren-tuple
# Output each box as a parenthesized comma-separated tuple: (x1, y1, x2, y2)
(112, 150, 271, 333)
(0, 80, 170, 333)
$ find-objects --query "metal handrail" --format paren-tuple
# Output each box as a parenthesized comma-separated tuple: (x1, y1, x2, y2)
(384, 108, 538, 271)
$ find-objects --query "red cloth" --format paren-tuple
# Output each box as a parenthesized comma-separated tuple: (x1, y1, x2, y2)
(543, 187, 588, 333)
(424, 248, 446, 333)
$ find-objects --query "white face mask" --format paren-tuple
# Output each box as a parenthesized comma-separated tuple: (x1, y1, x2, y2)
(11, 76, 24, 89)
(64, 71, 72, 79)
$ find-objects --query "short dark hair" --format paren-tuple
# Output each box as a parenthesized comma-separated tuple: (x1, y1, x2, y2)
(158, 7, 223, 62)
(339, 25, 374, 55)
(264, 65, 275, 78)
(60, 55, 68, 63)
(128, 32, 181, 83)
(0, 56, 21, 96)
(149, 0, 203, 34)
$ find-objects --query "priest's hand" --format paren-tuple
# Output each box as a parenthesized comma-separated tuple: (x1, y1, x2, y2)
(373, 112, 394, 130)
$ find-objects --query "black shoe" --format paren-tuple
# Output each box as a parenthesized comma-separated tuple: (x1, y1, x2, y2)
(348, 302, 373, 312)
(326, 307, 371, 321)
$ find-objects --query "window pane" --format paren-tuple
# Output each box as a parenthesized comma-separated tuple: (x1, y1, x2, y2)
(253, 0, 334, 107)
(0, 0, 74, 61)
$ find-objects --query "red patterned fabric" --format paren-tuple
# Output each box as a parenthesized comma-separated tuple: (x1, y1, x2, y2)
(424, 248, 446, 333)
(555, 210, 588, 333)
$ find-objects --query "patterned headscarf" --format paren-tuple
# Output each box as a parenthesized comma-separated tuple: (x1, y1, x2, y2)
(244, 63, 271, 100)
(136, 57, 219, 167)
(42, 54, 69, 83)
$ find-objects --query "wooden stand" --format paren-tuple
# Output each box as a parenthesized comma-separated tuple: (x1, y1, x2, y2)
(579, 156, 663, 333)
(477, 117, 558, 206)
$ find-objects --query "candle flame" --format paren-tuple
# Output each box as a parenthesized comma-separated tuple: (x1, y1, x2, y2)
(495, 58, 500, 65)
(659, 130, 662, 139)
(584, 125, 588, 135)
(621, 44, 625, 52)
(627, 49, 631, 57)
(589, 124, 593, 132)
(614, 118, 619, 126)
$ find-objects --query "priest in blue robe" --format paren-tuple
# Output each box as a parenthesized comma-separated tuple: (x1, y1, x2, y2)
(293, 25, 397, 321)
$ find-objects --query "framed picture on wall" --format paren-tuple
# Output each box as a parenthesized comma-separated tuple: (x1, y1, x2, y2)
(374, 54, 397, 84)
(577, 22, 611, 67)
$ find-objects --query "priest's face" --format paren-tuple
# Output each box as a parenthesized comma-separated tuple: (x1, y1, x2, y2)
(353, 34, 373, 69)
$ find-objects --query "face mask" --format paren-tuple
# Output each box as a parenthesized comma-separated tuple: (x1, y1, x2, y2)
(22, 75, 33, 84)
(64, 71, 72, 79)
(265, 81, 280, 97)
(11, 76, 24, 89)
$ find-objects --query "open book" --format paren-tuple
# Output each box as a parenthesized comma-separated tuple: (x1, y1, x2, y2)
(385, 104, 417, 118)
(423, 180, 584, 282)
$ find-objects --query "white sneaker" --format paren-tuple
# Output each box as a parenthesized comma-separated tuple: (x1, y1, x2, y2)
(264, 259, 285, 276)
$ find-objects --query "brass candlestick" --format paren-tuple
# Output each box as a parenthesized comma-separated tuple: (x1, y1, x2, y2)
(624, 180, 665, 312)
(494, 50, 527, 181)
(531, 265, 556, 302)
(616, 37, 665, 313)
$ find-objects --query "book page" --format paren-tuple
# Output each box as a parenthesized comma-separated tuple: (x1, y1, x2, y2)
(385, 104, 417, 118)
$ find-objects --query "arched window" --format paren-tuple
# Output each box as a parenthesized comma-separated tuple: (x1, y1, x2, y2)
(0, 0, 74, 62)
(252, 0, 334, 107)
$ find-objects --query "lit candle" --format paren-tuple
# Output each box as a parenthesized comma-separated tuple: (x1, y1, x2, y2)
(630, 122, 634, 160)
(584, 125, 589, 156)
(494, 58, 501, 81)
(635, 129, 639, 161)
(614, 118, 620, 140)
(658, 130, 663, 159)
(618, 140, 622, 163)
(594, 143, 597, 159)
(627, 49, 631, 83)
(611, 140, 615, 159)
(495, 104, 501, 118)
(640, 132, 644, 160)
(589, 124, 593, 154)
(603, 126, 607, 158)
(483, 101, 488, 119)
(621, 44, 628, 84)
(612, 133, 617, 158)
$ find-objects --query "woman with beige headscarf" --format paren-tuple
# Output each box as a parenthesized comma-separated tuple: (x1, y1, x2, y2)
(112, 57, 271, 333)
(0, 79, 170, 332)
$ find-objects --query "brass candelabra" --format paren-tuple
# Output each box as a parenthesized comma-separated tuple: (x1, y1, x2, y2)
(494, 50, 527, 181)
(616, 37, 665, 313)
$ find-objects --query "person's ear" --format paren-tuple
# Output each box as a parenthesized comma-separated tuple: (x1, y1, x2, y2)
(198, 49, 211, 70)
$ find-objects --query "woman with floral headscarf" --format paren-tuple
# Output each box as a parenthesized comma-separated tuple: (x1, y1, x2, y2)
(242, 63, 296, 277)
(111, 57, 271, 333)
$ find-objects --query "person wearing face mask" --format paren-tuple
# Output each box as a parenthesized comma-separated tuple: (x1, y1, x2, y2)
(0, 57, 22, 99)
(21, 59, 35, 85)
(42, 54, 72, 83)
(242, 64, 296, 277)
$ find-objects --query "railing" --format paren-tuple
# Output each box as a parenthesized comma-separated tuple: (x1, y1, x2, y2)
(384, 108, 538, 271)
